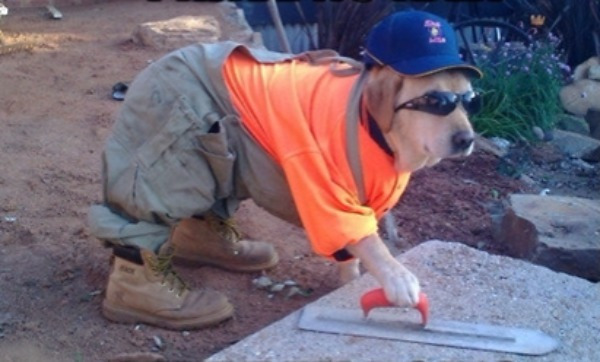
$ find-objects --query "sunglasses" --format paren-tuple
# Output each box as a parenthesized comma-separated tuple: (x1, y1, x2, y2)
(394, 90, 482, 116)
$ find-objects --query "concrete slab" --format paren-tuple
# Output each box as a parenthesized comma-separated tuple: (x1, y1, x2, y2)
(207, 240, 600, 362)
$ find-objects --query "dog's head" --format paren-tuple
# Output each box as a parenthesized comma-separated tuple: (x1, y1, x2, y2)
(360, 10, 483, 172)
(363, 66, 478, 172)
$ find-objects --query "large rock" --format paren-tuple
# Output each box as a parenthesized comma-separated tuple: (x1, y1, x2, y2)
(208, 241, 600, 361)
(590, 64, 600, 81)
(586, 109, 600, 140)
(583, 145, 600, 163)
(559, 79, 600, 116)
(556, 114, 590, 136)
(572, 56, 600, 82)
(493, 194, 600, 281)
(550, 129, 600, 158)
(561, 57, 600, 116)
(131, 3, 260, 51)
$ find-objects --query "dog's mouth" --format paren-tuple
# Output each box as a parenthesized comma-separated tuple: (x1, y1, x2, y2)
(424, 132, 474, 161)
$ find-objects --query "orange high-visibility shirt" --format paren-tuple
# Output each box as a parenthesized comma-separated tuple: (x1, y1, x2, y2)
(223, 50, 410, 257)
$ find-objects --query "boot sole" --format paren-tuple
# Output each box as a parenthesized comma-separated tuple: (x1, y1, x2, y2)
(102, 299, 234, 330)
(172, 253, 279, 273)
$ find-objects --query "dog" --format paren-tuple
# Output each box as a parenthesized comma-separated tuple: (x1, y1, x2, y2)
(91, 9, 482, 330)
(338, 67, 477, 305)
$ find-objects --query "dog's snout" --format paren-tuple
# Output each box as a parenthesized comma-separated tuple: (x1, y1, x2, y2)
(451, 131, 474, 153)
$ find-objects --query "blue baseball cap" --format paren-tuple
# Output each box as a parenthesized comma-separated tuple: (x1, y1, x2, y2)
(363, 10, 483, 78)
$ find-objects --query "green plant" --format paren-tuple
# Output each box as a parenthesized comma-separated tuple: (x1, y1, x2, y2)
(471, 33, 571, 141)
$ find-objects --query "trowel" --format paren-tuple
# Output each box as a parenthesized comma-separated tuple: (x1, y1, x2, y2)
(298, 289, 559, 356)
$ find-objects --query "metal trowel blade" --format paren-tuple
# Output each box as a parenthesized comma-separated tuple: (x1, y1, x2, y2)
(297, 305, 559, 356)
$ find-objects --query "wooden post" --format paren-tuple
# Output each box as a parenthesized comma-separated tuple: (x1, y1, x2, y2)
(267, 0, 292, 53)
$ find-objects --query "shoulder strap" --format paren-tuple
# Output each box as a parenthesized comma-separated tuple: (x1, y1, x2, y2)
(296, 49, 364, 77)
(297, 49, 367, 204)
(296, 49, 366, 203)
(345, 70, 369, 205)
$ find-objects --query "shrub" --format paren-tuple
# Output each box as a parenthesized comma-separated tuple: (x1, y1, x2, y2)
(471, 33, 571, 141)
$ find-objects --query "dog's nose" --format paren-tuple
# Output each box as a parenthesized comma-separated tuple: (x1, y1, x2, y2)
(451, 131, 474, 153)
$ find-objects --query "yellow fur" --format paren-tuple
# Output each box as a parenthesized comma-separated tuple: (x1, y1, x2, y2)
(364, 67, 475, 172)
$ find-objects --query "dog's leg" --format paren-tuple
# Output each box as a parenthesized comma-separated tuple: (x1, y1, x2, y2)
(381, 212, 400, 245)
(337, 258, 360, 285)
(379, 212, 412, 255)
(347, 233, 420, 307)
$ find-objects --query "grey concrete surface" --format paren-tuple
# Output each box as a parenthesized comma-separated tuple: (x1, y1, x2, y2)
(207, 240, 600, 362)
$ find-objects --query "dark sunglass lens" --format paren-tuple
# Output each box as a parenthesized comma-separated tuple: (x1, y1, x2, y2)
(464, 94, 482, 114)
(429, 92, 458, 115)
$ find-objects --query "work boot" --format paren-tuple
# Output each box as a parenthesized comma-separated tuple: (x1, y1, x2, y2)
(102, 245, 234, 330)
(169, 214, 279, 272)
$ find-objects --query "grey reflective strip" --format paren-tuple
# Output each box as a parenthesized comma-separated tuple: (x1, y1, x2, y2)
(345, 71, 369, 205)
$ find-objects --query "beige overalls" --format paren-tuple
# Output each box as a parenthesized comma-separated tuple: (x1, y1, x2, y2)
(88, 41, 364, 252)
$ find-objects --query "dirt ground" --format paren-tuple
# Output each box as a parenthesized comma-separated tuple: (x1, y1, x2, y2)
(0, 2, 598, 361)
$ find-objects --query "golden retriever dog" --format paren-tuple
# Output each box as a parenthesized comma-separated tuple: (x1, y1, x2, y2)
(339, 67, 478, 306)
(90, 9, 483, 330)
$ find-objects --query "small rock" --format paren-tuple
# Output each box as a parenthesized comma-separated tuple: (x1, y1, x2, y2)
(285, 286, 313, 299)
(252, 276, 273, 289)
(269, 283, 285, 293)
(532, 126, 545, 140)
(488, 136, 511, 155)
(152, 335, 164, 351)
(3, 216, 17, 223)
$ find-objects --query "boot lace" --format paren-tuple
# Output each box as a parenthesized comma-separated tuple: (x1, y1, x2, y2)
(147, 247, 188, 297)
(206, 213, 242, 244)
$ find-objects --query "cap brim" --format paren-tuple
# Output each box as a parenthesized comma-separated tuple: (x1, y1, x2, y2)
(388, 55, 483, 79)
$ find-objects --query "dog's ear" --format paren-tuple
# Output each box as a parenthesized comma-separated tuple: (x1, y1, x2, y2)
(363, 67, 404, 133)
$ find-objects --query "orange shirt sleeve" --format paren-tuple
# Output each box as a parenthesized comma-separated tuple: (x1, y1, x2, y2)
(281, 151, 379, 256)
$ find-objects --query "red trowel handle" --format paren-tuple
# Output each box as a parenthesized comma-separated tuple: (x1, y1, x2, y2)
(360, 288, 429, 326)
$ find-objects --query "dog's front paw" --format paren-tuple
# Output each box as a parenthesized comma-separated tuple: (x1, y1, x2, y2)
(378, 262, 420, 307)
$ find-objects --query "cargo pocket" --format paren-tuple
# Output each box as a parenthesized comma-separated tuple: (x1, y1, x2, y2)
(133, 96, 225, 223)
(195, 115, 236, 199)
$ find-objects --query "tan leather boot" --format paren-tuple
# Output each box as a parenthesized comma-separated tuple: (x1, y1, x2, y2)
(102, 245, 233, 330)
(169, 215, 279, 272)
